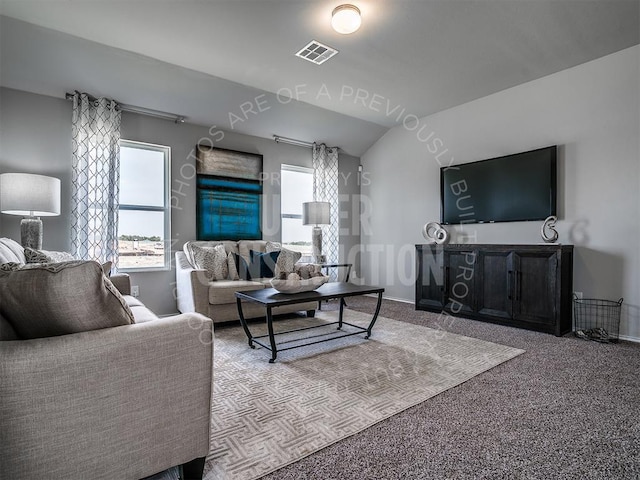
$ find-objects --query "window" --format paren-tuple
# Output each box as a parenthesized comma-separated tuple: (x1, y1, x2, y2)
(118, 140, 170, 271)
(280, 165, 313, 254)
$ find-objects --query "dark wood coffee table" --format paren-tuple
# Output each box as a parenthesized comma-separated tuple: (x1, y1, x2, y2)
(235, 282, 384, 362)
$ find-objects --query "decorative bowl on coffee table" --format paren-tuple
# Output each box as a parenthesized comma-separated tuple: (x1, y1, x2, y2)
(270, 275, 328, 294)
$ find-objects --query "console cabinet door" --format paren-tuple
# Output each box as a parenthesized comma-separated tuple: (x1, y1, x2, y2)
(512, 251, 558, 325)
(415, 246, 445, 311)
(444, 250, 477, 316)
(476, 250, 513, 320)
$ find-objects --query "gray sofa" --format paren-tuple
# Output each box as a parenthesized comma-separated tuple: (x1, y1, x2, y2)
(175, 239, 316, 323)
(0, 238, 213, 480)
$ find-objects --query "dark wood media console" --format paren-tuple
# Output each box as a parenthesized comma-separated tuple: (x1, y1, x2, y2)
(416, 244, 574, 336)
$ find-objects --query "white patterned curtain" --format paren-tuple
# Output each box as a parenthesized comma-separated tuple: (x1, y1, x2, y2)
(70, 92, 122, 265)
(312, 143, 339, 269)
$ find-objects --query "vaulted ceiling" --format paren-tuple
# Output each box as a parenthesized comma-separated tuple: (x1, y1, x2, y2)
(1, 1, 638, 156)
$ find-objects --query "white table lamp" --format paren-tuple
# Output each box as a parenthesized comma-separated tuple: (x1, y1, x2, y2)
(302, 201, 330, 263)
(0, 173, 61, 249)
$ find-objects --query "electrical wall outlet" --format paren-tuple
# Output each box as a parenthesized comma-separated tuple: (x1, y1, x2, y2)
(131, 285, 140, 297)
(574, 291, 583, 299)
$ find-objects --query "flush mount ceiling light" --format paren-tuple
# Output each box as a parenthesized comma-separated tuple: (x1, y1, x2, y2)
(331, 4, 361, 34)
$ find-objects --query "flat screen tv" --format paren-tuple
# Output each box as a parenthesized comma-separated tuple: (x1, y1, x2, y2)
(440, 146, 557, 225)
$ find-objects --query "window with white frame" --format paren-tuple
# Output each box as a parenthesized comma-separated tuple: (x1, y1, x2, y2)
(118, 140, 170, 270)
(280, 164, 313, 254)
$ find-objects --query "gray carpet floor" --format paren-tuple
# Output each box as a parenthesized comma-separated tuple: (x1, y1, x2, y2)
(256, 297, 640, 480)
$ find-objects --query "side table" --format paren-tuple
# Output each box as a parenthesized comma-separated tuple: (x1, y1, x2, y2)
(320, 263, 352, 282)
(319, 263, 353, 309)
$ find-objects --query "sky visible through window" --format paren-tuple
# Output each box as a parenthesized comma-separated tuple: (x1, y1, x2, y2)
(118, 142, 168, 269)
(119, 145, 165, 238)
(281, 167, 313, 250)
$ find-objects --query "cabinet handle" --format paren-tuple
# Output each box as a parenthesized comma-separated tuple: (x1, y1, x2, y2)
(507, 270, 513, 300)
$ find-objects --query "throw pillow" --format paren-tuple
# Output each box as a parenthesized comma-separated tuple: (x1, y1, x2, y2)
(265, 241, 302, 276)
(0, 238, 26, 263)
(24, 247, 112, 276)
(265, 241, 282, 253)
(102, 260, 113, 276)
(24, 247, 75, 264)
(0, 260, 135, 340)
(231, 252, 252, 280)
(190, 244, 229, 281)
(248, 250, 279, 279)
(227, 252, 239, 281)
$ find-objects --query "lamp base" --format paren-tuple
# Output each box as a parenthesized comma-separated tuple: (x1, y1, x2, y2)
(21, 217, 43, 250)
(311, 226, 325, 264)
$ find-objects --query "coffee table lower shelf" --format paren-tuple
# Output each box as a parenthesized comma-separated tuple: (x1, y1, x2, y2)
(235, 282, 384, 363)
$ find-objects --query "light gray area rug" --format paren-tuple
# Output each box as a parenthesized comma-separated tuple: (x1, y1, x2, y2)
(204, 310, 524, 480)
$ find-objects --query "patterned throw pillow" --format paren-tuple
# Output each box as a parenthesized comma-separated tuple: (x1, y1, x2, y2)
(265, 241, 301, 277)
(190, 244, 229, 281)
(24, 248, 113, 275)
(24, 247, 75, 264)
(0, 260, 135, 339)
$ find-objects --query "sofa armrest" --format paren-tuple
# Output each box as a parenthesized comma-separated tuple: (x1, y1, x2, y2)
(0, 313, 213, 480)
(175, 251, 210, 316)
(109, 272, 131, 295)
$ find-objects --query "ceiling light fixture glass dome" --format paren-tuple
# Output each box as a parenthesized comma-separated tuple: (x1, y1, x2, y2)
(331, 4, 361, 34)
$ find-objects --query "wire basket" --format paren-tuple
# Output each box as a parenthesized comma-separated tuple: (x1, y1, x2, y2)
(573, 295, 622, 343)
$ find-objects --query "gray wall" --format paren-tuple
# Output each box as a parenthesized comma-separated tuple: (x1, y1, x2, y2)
(0, 87, 361, 315)
(0, 88, 72, 250)
(360, 46, 640, 340)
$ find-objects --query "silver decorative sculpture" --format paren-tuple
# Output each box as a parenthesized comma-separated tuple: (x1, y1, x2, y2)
(541, 215, 559, 243)
(422, 221, 449, 245)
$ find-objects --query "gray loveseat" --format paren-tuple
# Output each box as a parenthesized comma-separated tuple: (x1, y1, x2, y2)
(0, 238, 213, 480)
(175, 240, 316, 323)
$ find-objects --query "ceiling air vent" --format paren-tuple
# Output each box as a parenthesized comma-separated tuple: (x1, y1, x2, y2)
(295, 40, 338, 65)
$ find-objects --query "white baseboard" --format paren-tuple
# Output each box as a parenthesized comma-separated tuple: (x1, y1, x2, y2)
(363, 293, 413, 304)
(618, 334, 640, 344)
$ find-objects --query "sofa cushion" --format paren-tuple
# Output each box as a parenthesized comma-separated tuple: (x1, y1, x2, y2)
(0, 238, 26, 264)
(123, 295, 144, 308)
(208, 279, 264, 305)
(190, 244, 229, 280)
(249, 250, 279, 279)
(0, 312, 19, 341)
(266, 242, 302, 277)
(120, 295, 157, 323)
(0, 260, 135, 339)
(128, 305, 158, 323)
(24, 247, 75, 264)
(183, 240, 239, 267)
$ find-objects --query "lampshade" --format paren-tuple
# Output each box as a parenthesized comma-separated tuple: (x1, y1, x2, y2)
(331, 4, 361, 34)
(303, 201, 330, 225)
(0, 173, 61, 216)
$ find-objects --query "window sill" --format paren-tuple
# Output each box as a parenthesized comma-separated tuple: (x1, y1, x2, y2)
(118, 266, 171, 274)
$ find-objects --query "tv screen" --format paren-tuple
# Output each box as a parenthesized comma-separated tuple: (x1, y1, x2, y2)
(440, 146, 557, 225)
